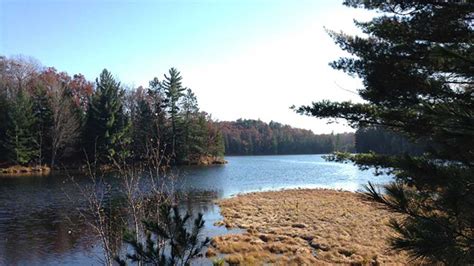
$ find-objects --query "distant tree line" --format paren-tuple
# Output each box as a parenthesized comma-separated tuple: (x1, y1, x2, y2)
(218, 119, 355, 155)
(355, 126, 426, 155)
(0, 56, 224, 168)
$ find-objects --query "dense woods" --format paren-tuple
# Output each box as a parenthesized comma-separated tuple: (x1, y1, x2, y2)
(355, 126, 425, 155)
(296, 1, 473, 263)
(219, 119, 354, 155)
(0, 56, 224, 168)
(0, 56, 363, 169)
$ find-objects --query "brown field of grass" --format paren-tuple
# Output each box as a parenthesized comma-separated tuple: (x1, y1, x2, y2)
(208, 189, 409, 265)
(0, 165, 51, 175)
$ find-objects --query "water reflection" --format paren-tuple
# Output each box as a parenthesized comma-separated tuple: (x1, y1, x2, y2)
(0, 204, 98, 265)
(0, 179, 224, 265)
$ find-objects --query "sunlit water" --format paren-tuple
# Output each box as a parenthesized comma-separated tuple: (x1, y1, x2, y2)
(0, 155, 391, 265)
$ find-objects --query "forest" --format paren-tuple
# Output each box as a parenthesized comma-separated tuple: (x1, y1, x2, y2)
(218, 119, 426, 156)
(355, 126, 426, 155)
(219, 119, 354, 155)
(0, 56, 361, 170)
(0, 56, 224, 169)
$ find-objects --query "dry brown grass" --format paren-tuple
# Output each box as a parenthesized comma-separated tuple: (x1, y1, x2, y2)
(0, 165, 51, 175)
(209, 189, 408, 265)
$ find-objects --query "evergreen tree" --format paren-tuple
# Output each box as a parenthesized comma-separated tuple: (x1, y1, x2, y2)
(295, 1, 473, 263)
(131, 94, 154, 159)
(148, 77, 168, 156)
(179, 88, 200, 161)
(0, 56, 226, 168)
(355, 126, 425, 155)
(31, 86, 53, 165)
(0, 88, 10, 163)
(4, 90, 38, 165)
(84, 69, 131, 163)
(116, 204, 210, 266)
(162, 68, 185, 159)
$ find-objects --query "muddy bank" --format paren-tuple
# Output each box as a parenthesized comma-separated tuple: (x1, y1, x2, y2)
(208, 189, 408, 265)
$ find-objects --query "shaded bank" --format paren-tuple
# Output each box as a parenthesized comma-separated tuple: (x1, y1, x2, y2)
(208, 189, 408, 265)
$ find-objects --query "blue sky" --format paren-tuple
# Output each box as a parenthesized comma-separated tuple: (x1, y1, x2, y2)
(1, 0, 374, 133)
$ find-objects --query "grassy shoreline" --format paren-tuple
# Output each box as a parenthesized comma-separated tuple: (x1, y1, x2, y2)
(207, 188, 408, 265)
(0, 165, 51, 175)
(0, 155, 227, 177)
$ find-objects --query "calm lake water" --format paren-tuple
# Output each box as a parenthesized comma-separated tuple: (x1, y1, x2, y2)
(0, 155, 391, 265)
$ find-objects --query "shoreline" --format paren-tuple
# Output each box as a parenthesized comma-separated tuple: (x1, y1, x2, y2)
(207, 188, 408, 265)
(0, 165, 51, 175)
(0, 155, 227, 177)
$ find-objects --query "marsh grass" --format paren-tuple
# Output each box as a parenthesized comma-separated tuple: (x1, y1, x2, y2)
(0, 165, 50, 175)
(209, 189, 409, 265)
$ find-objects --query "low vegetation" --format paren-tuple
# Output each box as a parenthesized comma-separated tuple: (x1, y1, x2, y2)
(208, 189, 408, 264)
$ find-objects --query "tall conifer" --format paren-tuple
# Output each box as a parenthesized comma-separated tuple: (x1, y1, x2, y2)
(162, 68, 185, 159)
(5, 90, 38, 165)
(84, 69, 130, 162)
(296, 1, 473, 263)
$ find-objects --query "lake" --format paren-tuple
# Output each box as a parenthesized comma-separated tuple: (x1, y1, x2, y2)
(0, 155, 391, 265)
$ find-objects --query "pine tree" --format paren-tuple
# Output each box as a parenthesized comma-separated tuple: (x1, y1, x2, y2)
(355, 126, 425, 155)
(179, 88, 200, 162)
(116, 204, 210, 266)
(295, 1, 473, 263)
(0, 88, 10, 163)
(162, 68, 185, 160)
(84, 69, 131, 163)
(31, 86, 53, 165)
(148, 77, 168, 157)
(4, 90, 38, 165)
(131, 95, 154, 159)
